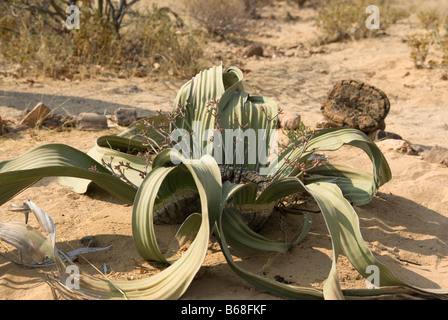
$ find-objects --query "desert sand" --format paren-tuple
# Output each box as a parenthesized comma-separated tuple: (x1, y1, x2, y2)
(0, 0, 447, 300)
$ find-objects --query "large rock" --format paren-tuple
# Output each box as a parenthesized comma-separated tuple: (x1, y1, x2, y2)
(320, 80, 390, 133)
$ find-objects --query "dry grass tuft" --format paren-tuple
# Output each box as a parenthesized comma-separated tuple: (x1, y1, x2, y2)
(181, 0, 249, 36)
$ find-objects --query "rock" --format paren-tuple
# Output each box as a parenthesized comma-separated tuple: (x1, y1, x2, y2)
(77, 113, 108, 131)
(41, 116, 61, 130)
(424, 145, 448, 166)
(20, 102, 51, 128)
(315, 117, 333, 129)
(4, 123, 30, 134)
(114, 107, 137, 126)
(277, 112, 301, 130)
(243, 44, 263, 57)
(376, 139, 419, 156)
(320, 80, 390, 133)
(129, 85, 139, 93)
(0, 116, 3, 135)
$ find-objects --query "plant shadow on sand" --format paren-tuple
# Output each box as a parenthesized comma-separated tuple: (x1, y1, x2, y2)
(356, 192, 448, 289)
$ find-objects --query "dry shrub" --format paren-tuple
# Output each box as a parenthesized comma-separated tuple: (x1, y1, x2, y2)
(417, 9, 443, 31)
(0, 2, 207, 79)
(412, 11, 448, 68)
(0, 4, 74, 78)
(406, 33, 433, 69)
(125, 6, 206, 78)
(287, 0, 308, 7)
(437, 24, 448, 66)
(182, 0, 248, 35)
(315, 0, 409, 44)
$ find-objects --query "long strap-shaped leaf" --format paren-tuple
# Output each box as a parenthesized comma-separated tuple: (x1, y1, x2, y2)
(57, 113, 168, 194)
(219, 207, 312, 256)
(216, 207, 325, 300)
(306, 181, 448, 299)
(305, 164, 377, 206)
(58, 135, 151, 193)
(48, 151, 222, 300)
(216, 177, 448, 300)
(0, 144, 137, 205)
(132, 165, 204, 263)
(0, 222, 54, 263)
(219, 180, 312, 256)
(172, 64, 278, 170)
(274, 128, 392, 206)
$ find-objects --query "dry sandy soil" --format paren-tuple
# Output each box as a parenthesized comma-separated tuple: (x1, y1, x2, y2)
(0, 0, 448, 300)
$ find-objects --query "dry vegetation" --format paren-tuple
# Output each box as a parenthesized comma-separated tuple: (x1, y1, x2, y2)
(314, 0, 409, 43)
(2, 0, 446, 79)
(0, 1, 207, 80)
(409, 8, 448, 68)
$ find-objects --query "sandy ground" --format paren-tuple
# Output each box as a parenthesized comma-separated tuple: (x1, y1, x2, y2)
(0, 0, 448, 300)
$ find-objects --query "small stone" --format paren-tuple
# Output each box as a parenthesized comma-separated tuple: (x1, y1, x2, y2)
(424, 145, 448, 166)
(20, 102, 51, 128)
(4, 123, 29, 134)
(77, 113, 108, 131)
(41, 116, 61, 129)
(376, 139, 419, 155)
(315, 117, 333, 129)
(114, 107, 137, 126)
(243, 44, 264, 58)
(277, 112, 301, 130)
